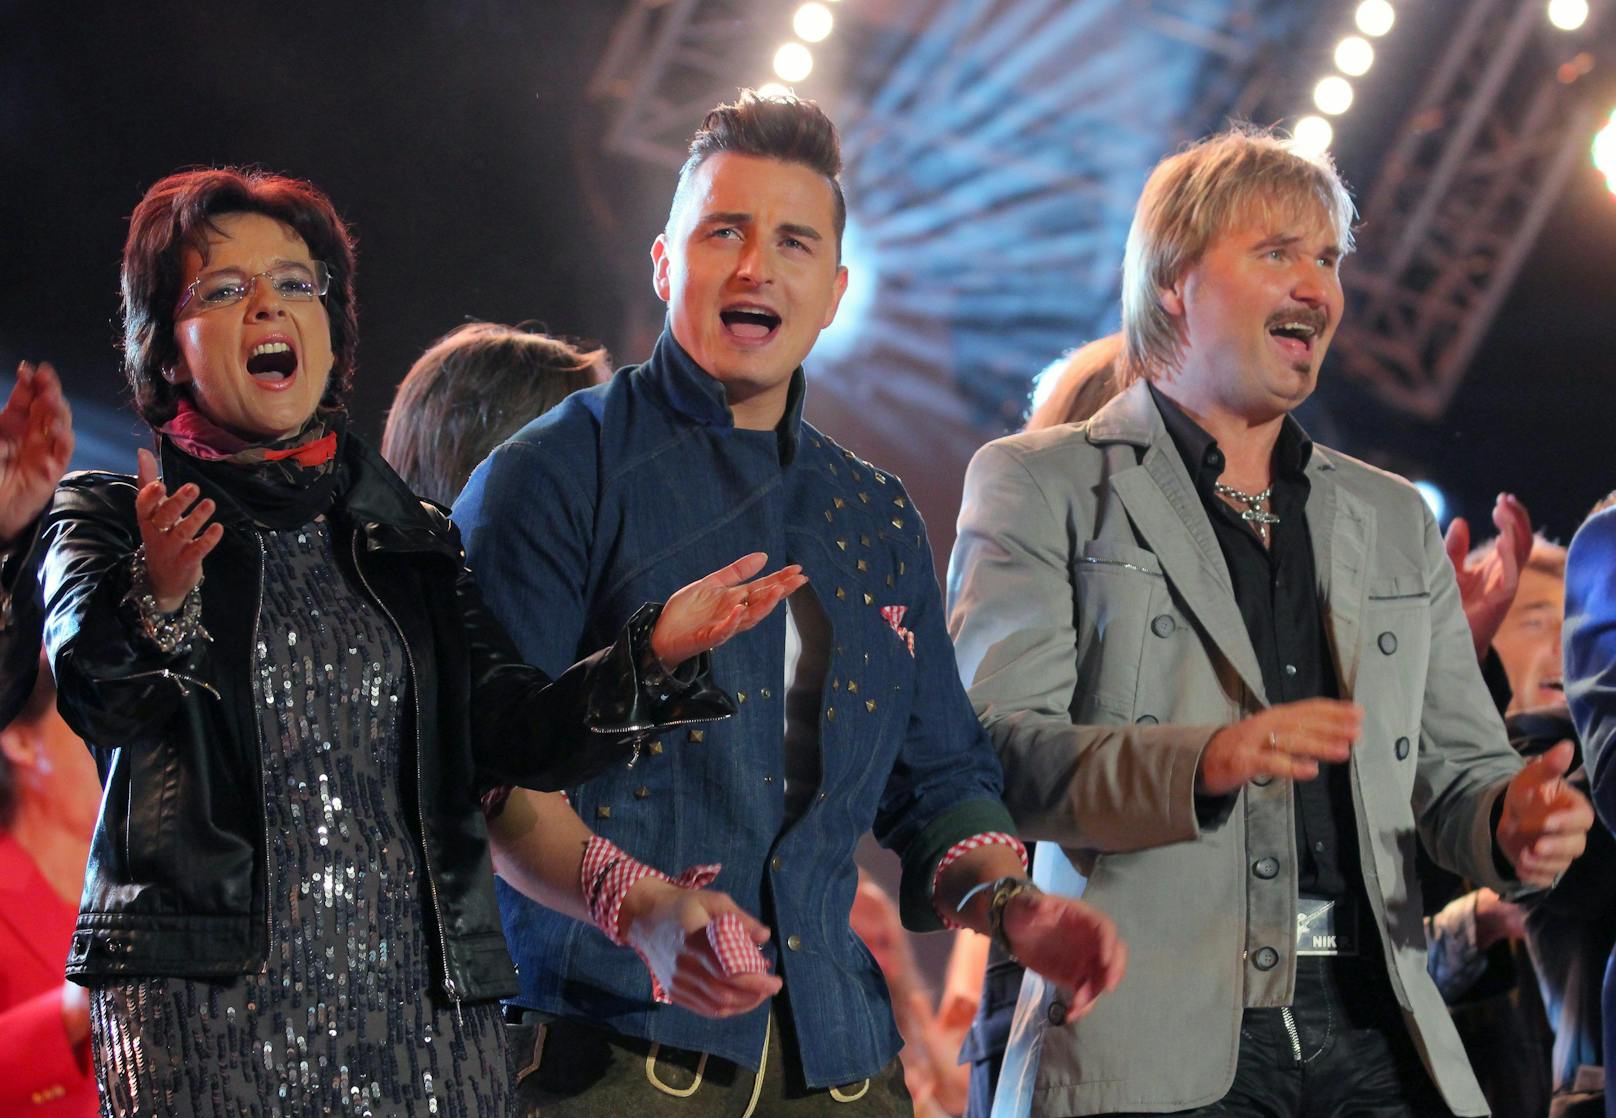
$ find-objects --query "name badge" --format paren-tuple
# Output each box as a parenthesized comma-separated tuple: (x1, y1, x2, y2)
(1295, 894, 1358, 956)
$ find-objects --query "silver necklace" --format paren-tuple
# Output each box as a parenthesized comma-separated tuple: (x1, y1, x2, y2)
(1214, 482, 1279, 543)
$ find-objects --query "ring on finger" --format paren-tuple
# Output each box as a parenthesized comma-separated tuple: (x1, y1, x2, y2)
(1267, 731, 1280, 753)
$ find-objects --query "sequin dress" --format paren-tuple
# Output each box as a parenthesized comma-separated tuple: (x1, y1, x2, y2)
(91, 522, 509, 1118)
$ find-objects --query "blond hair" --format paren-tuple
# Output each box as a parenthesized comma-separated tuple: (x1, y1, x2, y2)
(1025, 333, 1123, 431)
(1119, 126, 1356, 386)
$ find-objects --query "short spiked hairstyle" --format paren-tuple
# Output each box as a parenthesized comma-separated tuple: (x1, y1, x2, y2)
(669, 89, 846, 256)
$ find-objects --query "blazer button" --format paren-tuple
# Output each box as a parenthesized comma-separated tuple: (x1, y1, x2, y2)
(1150, 614, 1176, 638)
(1253, 857, 1279, 880)
(1135, 714, 1159, 725)
(1047, 1000, 1068, 1026)
(1395, 736, 1411, 760)
(787, 934, 803, 951)
(1253, 946, 1279, 971)
(771, 855, 783, 871)
(1378, 631, 1398, 655)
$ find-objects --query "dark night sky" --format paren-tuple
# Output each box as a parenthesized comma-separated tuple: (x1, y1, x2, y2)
(6, 0, 1615, 544)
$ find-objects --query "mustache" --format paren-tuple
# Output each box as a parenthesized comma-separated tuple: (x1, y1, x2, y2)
(1265, 308, 1329, 332)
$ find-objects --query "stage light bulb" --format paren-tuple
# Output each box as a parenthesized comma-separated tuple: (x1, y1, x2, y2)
(1593, 108, 1616, 194)
(794, 3, 834, 43)
(773, 42, 814, 82)
(1548, 0, 1589, 31)
(1335, 36, 1375, 77)
(1293, 115, 1334, 157)
(1314, 76, 1355, 116)
(1414, 481, 1448, 524)
(757, 82, 791, 98)
(1355, 0, 1395, 37)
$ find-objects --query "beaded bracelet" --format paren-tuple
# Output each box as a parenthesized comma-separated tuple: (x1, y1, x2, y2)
(123, 544, 210, 654)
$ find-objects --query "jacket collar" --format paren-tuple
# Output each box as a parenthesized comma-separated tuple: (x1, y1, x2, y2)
(1089, 379, 1320, 466)
(334, 433, 463, 561)
(639, 327, 807, 466)
(1092, 379, 1364, 704)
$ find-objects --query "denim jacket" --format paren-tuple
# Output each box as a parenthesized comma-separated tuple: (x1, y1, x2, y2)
(453, 330, 1014, 1087)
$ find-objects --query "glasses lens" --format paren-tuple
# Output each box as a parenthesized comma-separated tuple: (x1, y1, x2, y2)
(269, 263, 321, 301)
(184, 262, 331, 312)
(195, 270, 251, 309)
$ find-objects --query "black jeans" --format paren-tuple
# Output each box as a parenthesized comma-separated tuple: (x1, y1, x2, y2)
(1106, 955, 1452, 1118)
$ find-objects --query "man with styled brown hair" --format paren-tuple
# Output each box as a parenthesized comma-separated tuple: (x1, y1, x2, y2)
(949, 126, 1593, 1116)
(454, 91, 1125, 1116)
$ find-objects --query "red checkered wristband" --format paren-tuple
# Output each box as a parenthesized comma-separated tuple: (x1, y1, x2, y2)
(580, 834, 768, 1004)
(930, 831, 1030, 930)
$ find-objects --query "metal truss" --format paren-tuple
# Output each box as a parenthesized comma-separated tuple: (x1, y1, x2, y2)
(1333, 0, 1612, 419)
(587, 0, 759, 169)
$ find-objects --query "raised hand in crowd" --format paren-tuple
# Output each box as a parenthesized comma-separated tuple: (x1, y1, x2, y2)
(1196, 698, 1364, 796)
(0, 361, 74, 549)
(1444, 492, 1532, 661)
(1496, 739, 1595, 887)
(650, 550, 807, 669)
(134, 447, 223, 612)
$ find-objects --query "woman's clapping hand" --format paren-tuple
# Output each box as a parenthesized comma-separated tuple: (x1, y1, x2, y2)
(135, 448, 224, 612)
(650, 552, 808, 670)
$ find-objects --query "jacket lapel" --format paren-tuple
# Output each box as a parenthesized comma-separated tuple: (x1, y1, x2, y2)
(1093, 384, 1270, 707)
(1306, 451, 1375, 695)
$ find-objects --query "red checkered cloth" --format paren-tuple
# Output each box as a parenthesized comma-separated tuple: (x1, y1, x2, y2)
(580, 835, 768, 1004)
(930, 831, 1030, 930)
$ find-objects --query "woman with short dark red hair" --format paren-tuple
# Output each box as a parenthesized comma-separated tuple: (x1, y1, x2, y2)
(40, 168, 801, 1117)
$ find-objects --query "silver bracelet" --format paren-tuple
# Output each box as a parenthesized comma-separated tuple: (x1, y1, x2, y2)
(124, 544, 210, 654)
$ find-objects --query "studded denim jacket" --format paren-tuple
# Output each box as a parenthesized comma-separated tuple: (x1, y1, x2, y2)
(453, 330, 1014, 1087)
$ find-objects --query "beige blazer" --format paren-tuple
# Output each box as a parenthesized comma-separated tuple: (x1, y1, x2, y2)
(947, 381, 1521, 1117)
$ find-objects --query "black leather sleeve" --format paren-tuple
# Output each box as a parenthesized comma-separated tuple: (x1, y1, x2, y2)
(40, 474, 215, 746)
(450, 534, 735, 793)
(0, 512, 47, 725)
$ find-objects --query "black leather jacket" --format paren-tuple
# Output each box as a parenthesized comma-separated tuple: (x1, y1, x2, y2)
(0, 515, 46, 724)
(42, 433, 730, 1003)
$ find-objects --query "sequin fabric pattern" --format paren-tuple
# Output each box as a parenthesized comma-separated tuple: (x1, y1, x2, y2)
(91, 522, 508, 1117)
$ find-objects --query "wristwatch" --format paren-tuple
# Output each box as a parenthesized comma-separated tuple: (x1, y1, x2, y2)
(957, 875, 1041, 961)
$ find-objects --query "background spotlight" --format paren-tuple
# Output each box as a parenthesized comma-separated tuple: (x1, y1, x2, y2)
(1334, 36, 1375, 77)
(1548, 0, 1590, 31)
(793, 3, 834, 43)
(1594, 107, 1616, 195)
(1314, 75, 1355, 115)
(773, 41, 814, 82)
(1355, 0, 1396, 38)
(1414, 481, 1449, 525)
(1293, 114, 1335, 156)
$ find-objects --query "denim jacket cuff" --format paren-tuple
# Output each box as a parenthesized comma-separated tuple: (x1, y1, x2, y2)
(897, 797, 1018, 933)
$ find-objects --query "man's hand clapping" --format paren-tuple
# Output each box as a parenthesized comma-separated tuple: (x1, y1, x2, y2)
(1496, 740, 1594, 887)
(1196, 699, 1363, 797)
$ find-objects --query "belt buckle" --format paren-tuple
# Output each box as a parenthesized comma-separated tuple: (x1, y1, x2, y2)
(1295, 894, 1358, 957)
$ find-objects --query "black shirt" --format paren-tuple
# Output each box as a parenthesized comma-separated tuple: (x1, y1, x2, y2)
(1150, 383, 1362, 900)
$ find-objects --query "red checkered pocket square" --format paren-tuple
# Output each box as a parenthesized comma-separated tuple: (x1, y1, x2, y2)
(707, 913, 769, 976)
(880, 604, 915, 657)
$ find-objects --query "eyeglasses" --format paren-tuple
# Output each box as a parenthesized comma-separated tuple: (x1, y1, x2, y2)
(176, 261, 331, 315)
